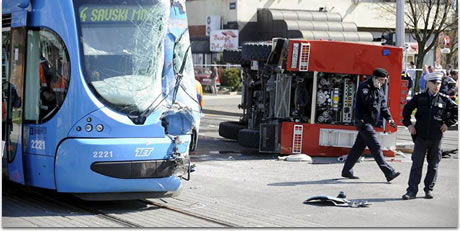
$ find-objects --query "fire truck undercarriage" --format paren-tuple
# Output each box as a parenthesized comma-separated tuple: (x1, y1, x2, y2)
(219, 39, 404, 157)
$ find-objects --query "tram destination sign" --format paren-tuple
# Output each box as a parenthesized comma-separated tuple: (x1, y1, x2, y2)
(79, 6, 156, 23)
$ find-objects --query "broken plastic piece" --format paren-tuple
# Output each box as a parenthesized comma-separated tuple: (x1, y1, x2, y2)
(304, 193, 369, 208)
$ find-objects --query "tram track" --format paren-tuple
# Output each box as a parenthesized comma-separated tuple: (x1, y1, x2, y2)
(3, 181, 231, 227)
(6, 186, 142, 227)
(140, 199, 235, 227)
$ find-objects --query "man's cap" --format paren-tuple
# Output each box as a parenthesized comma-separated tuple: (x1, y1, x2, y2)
(425, 71, 443, 83)
(373, 68, 388, 78)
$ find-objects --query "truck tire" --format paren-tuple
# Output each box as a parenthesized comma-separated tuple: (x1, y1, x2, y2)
(222, 49, 242, 64)
(219, 121, 247, 140)
(241, 42, 272, 62)
(238, 129, 260, 148)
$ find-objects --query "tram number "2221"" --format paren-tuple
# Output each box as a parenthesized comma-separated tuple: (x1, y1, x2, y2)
(93, 151, 113, 158)
(31, 140, 45, 150)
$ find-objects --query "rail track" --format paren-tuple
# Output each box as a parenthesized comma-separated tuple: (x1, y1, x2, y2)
(3, 180, 231, 227)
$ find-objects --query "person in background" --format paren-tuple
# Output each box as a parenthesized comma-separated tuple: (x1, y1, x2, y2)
(402, 72, 458, 200)
(195, 79, 204, 110)
(440, 70, 456, 99)
(210, 62, 218, 95)
(341, 68, 400, 182)
(39, 45, 68, 120)
(450, 70, 458, 100)
(446, 64, 453, 77)
(407, 61, 416, 85)
(401, 71, 413, 95)
(419, 65, 429, 92)
(2, 79, 21, 141)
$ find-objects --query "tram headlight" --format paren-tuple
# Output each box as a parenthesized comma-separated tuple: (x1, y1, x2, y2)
(85, 124, 93, 132)
(96, 124, 104, 132)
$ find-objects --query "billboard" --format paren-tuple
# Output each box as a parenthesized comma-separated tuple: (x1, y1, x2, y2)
(210, 30, 239, 52)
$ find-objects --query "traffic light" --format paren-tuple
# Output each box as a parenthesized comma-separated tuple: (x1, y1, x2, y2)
(381, 32, 395, 46)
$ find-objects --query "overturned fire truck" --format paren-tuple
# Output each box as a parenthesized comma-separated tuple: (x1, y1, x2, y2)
(219, 39, 406, 157)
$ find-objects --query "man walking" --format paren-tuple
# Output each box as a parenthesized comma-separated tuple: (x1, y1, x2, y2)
(401, 72, 458, 200)
(210, 62, 218, 95)
(341, 68, 400, 182)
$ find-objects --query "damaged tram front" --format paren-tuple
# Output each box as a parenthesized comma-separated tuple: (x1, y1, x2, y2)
(219, 39, 405, 157)
(2, 0, 200, 200)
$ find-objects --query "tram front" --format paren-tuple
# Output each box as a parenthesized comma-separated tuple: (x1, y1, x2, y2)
(57, 0, 200, 200)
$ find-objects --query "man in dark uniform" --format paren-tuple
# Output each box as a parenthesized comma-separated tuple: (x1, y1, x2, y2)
(341, 68, 401, 182)
(401, 71, 413, 94)
(401, 72, 458, 200)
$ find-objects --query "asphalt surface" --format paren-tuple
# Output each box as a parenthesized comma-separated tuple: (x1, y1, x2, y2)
(2, 94, 459, 228)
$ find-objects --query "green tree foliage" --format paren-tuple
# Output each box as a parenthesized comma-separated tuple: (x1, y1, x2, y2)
(221, 68, 241, 91)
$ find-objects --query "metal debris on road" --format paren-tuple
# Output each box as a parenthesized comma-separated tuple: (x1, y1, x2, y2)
(337, 155, 364, 163)
(304, 192, 369, 208)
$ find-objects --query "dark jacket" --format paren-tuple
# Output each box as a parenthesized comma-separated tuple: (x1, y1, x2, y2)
(401, 75, 413, 91)
(354, 78, 393, 127)
(440, 77, 457, 97)
(403, 90, 458, 139)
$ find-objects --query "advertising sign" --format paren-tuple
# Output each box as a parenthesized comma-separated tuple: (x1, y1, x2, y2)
(210, 30, 239, 52)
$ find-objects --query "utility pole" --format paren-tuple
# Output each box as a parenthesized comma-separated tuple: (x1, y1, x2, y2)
(396, 0, 405, 70)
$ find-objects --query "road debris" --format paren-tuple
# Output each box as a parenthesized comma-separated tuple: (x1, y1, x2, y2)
(337, 155, 364, 163)
(304, 192, 369, 208)
(285, 154, 312, 163)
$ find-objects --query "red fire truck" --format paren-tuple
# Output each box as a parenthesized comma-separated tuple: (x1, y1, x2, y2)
(219, 39, 406, 157)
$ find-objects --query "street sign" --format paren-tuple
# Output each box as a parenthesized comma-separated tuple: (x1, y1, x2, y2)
(441, 48, 451, 54)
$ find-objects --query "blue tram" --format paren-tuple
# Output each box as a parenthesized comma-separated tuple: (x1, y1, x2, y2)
(2, 0, 201, 200)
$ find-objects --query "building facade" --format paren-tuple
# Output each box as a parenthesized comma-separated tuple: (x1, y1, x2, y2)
(186, 0, 438, 66)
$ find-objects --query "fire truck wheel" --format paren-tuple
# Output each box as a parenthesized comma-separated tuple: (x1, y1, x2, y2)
(223, 49, 242, 64)
(238, 129, 260, 148)
(219, 121, 247, 140)
(241, 42, 272, 62)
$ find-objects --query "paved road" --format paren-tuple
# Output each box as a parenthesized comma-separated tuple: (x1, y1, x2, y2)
(2, 94, 458, 228)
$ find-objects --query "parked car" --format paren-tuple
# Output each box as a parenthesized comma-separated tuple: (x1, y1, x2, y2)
(194, 67, 220, 92)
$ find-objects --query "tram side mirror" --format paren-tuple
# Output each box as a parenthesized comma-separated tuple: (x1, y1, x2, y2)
(160, 109, 195, 136)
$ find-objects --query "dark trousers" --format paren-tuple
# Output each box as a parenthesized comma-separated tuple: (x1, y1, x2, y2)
(342, 123, 395, 178)
(406, 136, 442, 194)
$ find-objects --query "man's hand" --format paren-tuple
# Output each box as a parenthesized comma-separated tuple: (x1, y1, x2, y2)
(441, 124, 448, 133)
(408, 124, 416, 134)
(388, 120, 396, 128)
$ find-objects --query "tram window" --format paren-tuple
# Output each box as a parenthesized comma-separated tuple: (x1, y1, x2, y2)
(24, 29, 70, 123)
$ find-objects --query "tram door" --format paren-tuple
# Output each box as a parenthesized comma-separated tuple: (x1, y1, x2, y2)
(2, 25, 26, 184)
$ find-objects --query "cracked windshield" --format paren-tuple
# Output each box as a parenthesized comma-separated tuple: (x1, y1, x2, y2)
(76, 0, 168, 114)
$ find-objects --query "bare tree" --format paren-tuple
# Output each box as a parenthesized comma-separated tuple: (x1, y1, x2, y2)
(406, 0, 456, 91)
(443, 3, 458, 69)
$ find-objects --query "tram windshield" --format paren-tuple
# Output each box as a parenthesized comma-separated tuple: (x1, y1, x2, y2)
(75, 0, 168, 114)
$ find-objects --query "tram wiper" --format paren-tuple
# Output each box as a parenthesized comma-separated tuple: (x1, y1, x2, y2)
(132, 44, 191, 125)
(171, 44, 191, 104)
